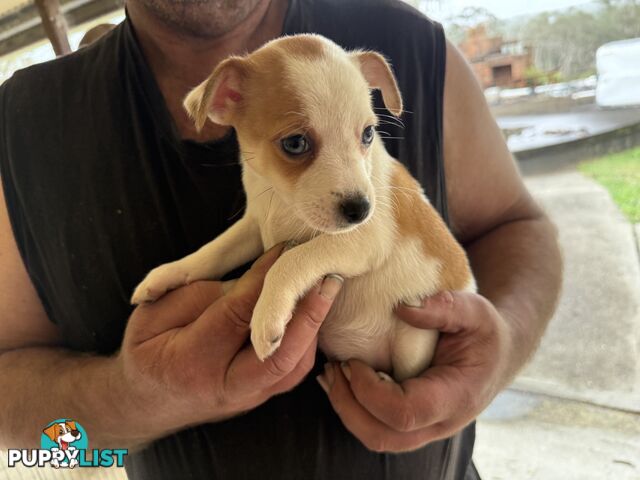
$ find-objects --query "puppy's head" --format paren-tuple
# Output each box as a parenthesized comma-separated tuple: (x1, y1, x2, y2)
(184, 34, 403, 233)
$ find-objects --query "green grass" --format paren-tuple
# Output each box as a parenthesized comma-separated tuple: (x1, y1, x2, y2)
(579, 147, 640, 223)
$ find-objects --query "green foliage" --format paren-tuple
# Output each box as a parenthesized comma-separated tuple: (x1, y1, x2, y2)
(520, 1, 640, 78)
(446, 7, 505, 45)
(524, 66, 564, 86)
(447, 1, 640, 80)
(579, 147, 640, 223)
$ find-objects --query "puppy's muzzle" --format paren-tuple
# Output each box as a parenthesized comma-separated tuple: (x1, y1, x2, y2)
(339, 194, 370, 225)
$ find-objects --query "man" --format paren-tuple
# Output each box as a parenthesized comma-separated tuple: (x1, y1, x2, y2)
(0, 0, 562, 478)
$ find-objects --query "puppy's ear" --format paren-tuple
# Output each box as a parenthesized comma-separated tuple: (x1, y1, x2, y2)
(183, 57, 246, 132)
(43, 424, 58, 441)
(352, 51, 403, 117)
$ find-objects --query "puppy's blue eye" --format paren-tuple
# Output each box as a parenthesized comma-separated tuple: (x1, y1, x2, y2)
(281, 135, 310, 156)
(362, 126, 375, 145)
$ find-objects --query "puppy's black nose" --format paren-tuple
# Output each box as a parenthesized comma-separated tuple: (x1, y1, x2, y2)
(340, 195, 370, 224)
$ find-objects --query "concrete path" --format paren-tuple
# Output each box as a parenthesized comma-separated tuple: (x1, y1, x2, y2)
(474, 170, 640, 479)
(476, 391, 640, 480)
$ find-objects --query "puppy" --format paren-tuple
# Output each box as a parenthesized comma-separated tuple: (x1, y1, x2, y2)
(131, 34, 475, 381)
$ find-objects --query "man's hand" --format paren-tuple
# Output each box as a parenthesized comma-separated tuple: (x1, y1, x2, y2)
(116, 245, 343, 440)
(316, 291, 511, 453)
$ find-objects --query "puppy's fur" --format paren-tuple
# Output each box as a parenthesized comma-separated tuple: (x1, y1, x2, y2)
(131, 34, 475, 381)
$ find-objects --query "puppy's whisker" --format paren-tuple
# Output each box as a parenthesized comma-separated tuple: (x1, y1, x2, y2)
(375, 113, 406, 126)
(377, 124, 405, 131)
(264, 191, 275, 225)
(377, 119, 405, 129)
(380, 185, 417, 195)
(227, 186, 270, 221)
(252, 186, 274, 201)
(373, 107, 414, 115)
(377, 121, 405, 130)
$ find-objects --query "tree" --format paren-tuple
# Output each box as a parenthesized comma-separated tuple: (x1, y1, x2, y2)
(520, 2, 640, 79)
(446, 7, 503, 45)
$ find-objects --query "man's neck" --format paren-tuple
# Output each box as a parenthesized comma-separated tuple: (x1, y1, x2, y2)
(128, 0, 289, 141)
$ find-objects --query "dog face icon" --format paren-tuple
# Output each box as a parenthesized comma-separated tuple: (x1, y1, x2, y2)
(42, 421, 82, 450)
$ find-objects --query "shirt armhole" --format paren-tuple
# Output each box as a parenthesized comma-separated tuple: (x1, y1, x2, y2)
(0, 78, 58, 325)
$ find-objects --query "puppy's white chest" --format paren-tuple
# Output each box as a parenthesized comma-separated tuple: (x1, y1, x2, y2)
(247, 191, 313, 249)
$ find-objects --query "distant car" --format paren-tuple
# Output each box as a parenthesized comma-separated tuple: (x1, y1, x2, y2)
(596, 38, 640, 108)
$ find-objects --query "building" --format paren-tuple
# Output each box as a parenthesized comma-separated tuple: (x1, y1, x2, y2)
(458, 25, 533, 89)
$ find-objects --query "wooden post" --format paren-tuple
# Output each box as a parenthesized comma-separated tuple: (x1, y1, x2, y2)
(34, 0, 71, 56)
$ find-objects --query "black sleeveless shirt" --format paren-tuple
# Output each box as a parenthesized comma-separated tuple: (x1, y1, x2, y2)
(0, 0, 478, 478)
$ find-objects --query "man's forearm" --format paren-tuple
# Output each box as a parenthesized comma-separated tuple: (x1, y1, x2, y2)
(0, 347, 160, 450)
(465, 213, 562, 382)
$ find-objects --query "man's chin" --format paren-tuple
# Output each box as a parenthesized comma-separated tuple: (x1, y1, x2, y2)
(134, 0, 264, 38)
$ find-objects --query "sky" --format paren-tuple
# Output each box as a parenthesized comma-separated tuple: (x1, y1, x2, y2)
(422, 0, 598, 21)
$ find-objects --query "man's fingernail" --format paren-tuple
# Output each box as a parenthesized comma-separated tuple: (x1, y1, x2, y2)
(377, 371, 394, 382)
(320, 274, 344, 300)
(340, 361, 351, 381)
(316, 375, 329, 394)
(324, 362, 335, 386)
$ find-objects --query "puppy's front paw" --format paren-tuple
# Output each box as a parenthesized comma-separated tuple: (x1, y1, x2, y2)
(131, 262, 192, 304)
(250, 297, 294, 361)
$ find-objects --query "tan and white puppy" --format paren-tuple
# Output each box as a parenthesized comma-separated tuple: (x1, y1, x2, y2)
(131, 34, 475, 381)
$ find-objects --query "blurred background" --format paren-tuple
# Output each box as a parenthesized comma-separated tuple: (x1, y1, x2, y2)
(0, 1, 638, 479)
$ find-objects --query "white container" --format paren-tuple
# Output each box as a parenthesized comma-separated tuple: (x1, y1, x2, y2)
(596, 38, 640, 108)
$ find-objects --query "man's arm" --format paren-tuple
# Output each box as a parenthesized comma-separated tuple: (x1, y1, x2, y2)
(0, 178, 126, 448)
(316, 40, 562, 452)
(0, 180, 61, 351)
(0, 178, 342, 449)
(443, 40, 562, 380)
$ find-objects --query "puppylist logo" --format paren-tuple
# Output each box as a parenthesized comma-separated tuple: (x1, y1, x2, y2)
(7, 419, 127, 469)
